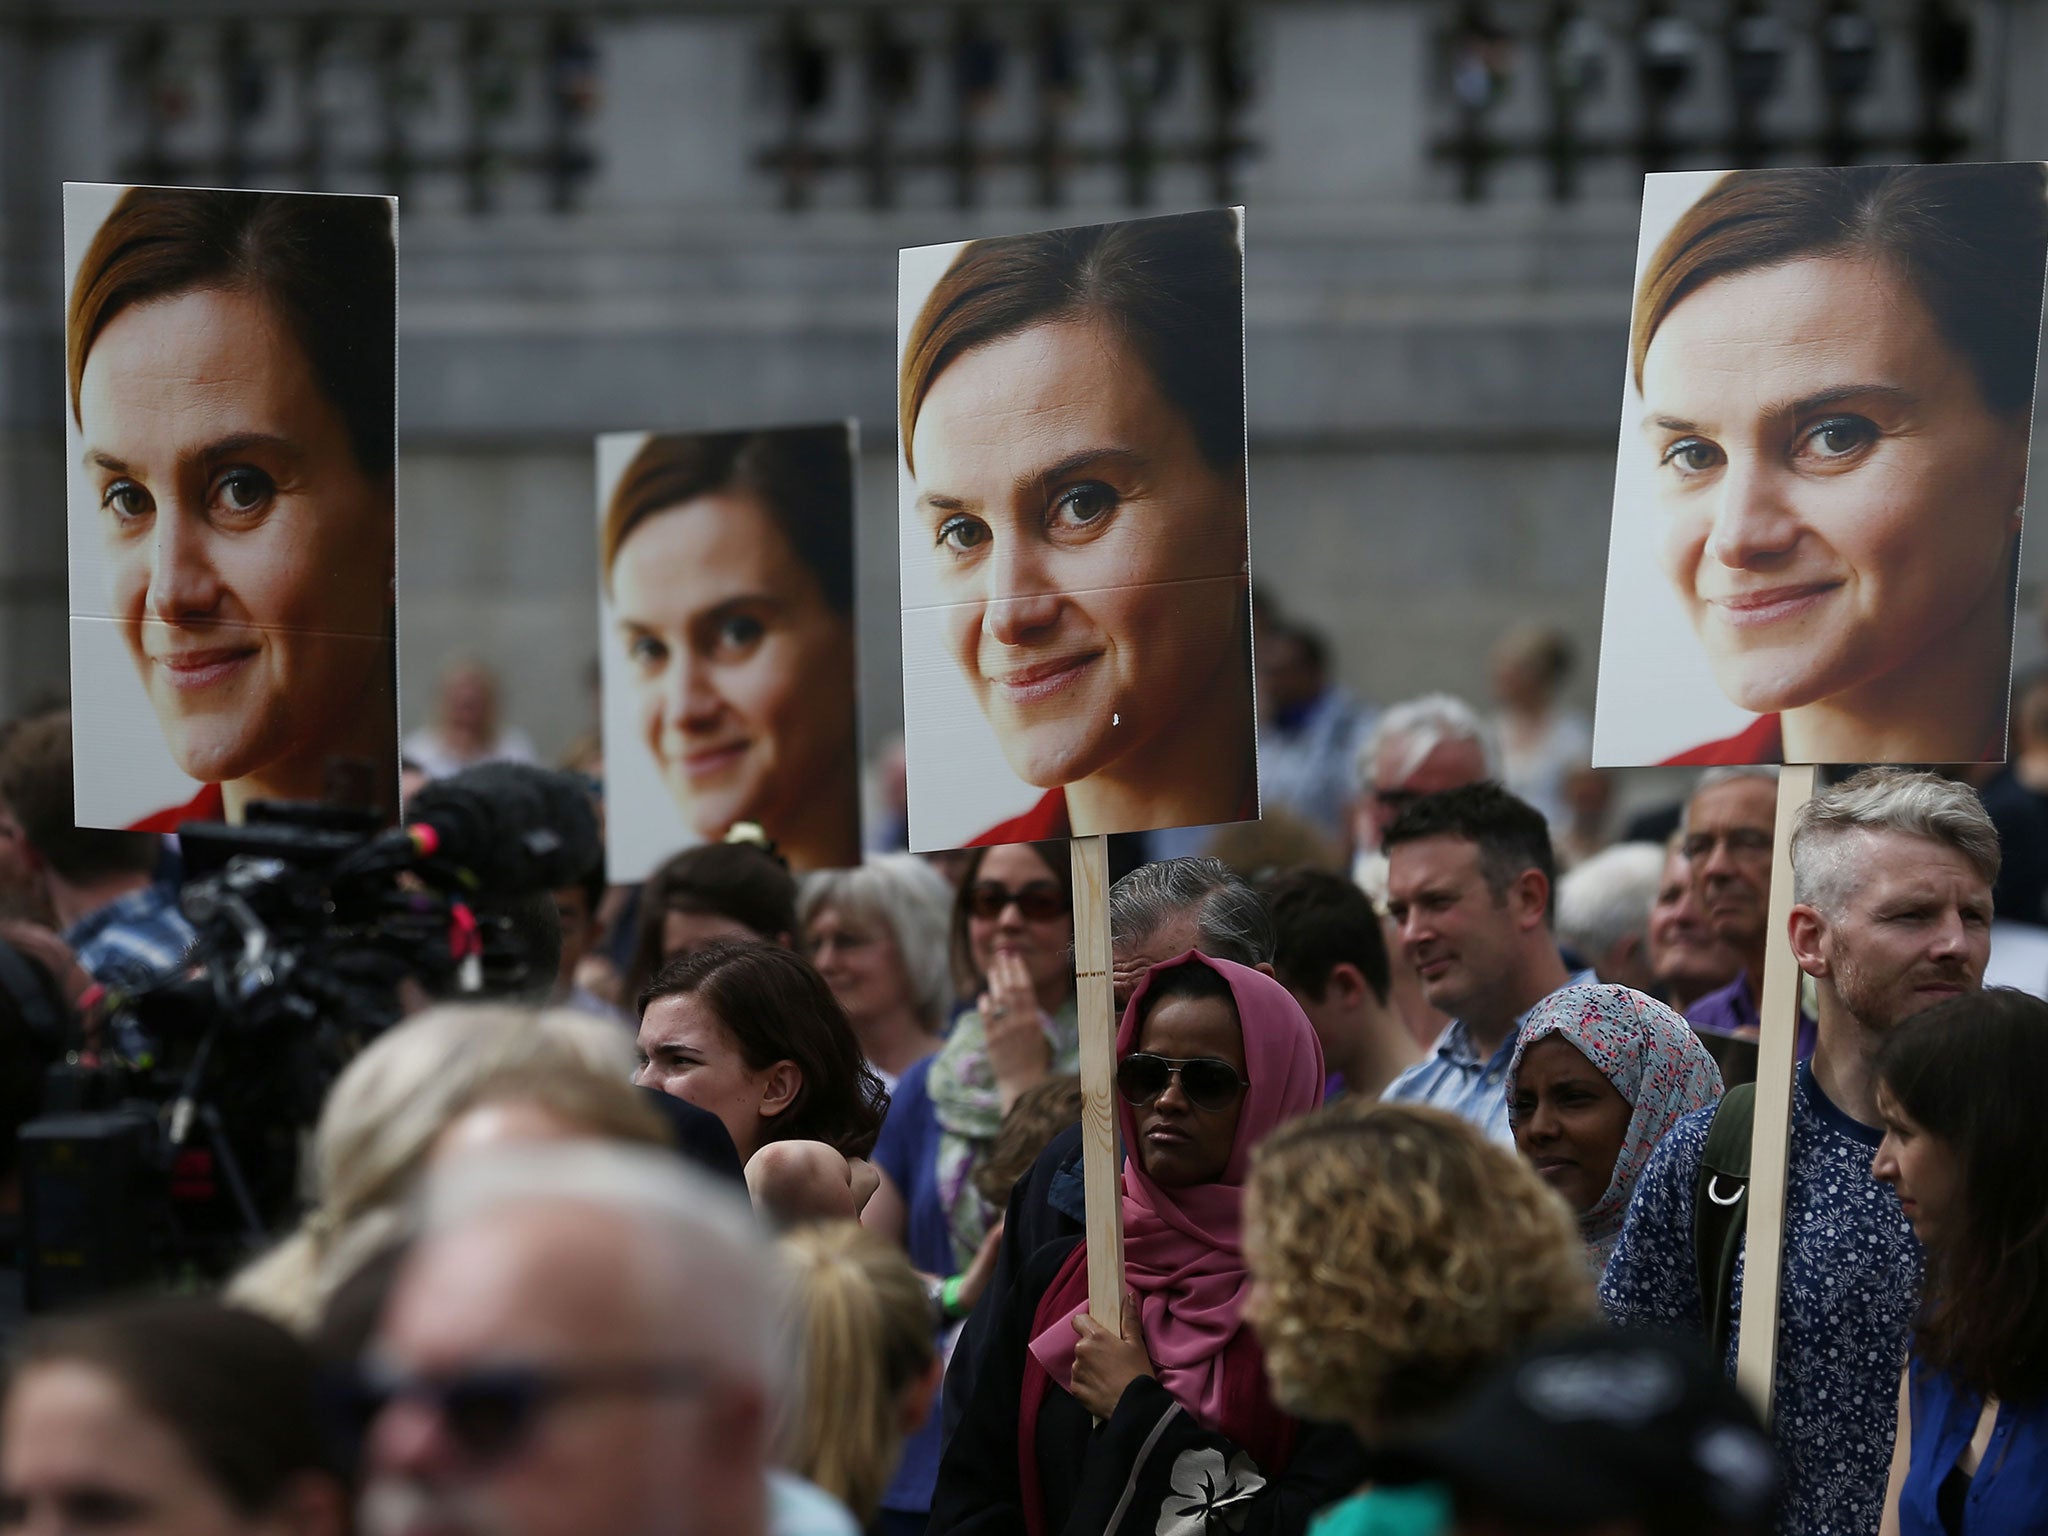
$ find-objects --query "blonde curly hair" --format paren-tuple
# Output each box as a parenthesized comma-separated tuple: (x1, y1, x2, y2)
(1245, 1100, 1594, 1434)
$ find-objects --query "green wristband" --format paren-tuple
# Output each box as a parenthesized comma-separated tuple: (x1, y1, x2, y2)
(940, 1274, 967, 1320)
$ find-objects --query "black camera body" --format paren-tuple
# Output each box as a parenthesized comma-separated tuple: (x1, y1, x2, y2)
(18, 766, 598, 1309)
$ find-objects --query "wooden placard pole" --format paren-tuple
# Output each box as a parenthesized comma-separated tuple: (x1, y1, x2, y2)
(1069, 832, 1124, 1328)
(1734, 763, 1818, 1418)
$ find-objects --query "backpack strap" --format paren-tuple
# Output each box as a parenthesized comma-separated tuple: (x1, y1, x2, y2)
(1693, 1082, 1756, 1367)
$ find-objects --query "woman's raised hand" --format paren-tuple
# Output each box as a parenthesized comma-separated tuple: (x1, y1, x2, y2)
(981, 950, 1052, 1112)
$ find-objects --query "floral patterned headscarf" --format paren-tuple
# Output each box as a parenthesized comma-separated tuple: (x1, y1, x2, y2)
(1508, 984, 1723, 1267)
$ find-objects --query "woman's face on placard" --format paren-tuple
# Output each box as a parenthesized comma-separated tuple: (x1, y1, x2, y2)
(79, 287, 393, 790)
(1642, 255, 2028, 717)
(911, 318, 1248, 790)
(611, 491, 855, 847)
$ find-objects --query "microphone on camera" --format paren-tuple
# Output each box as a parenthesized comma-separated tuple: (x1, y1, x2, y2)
(382, 762, 601, 895)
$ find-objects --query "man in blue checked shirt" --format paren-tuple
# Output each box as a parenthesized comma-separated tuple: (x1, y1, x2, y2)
(0, 712, 193, 1046)
(1380, 782, 1588, 1144)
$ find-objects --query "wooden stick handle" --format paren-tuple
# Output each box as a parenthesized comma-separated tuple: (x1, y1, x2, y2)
(1070, 833, 1124, 1327)
(1734, 763, 1818, 1419)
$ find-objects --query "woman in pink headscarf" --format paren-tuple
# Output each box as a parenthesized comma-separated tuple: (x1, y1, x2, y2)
(929, 951, 1367, 1536)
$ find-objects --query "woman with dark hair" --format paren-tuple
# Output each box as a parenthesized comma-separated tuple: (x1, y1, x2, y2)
(623, 839, 801, 1004)
(602, 426, 860, 872)
(1871, 988, 2048, 1533)
(932, 951, 1361, 1535)
(1630, 164, 2048, 765)
(1, 1296, 348, 1536)
(633, 940, 889, 1222)
(900, 209, 1255, 844)
(68, 186, 397, 829)
(861, 841, 1077, 1534)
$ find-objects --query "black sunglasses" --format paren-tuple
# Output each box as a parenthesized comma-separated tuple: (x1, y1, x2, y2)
(1115, 1053, 1250, 1114)
(967, 880, 1069, 922)
(329, 1358, 710, 1465)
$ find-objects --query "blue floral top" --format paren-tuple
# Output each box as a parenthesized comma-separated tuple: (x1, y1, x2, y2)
(1600, 1063, 1921, 1536)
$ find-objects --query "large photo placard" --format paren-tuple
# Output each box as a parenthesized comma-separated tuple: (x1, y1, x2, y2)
(1593, 163, 2048, 768)
(596, 424, 863, 882)
(897, 208, 1258, 850)
(65, 182, 399, 829)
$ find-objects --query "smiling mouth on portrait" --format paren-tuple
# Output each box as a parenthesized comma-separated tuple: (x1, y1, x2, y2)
(678, 738, 751, 784)
(1706, 582, 1843, 631)
(151, 644, 259, 692)
(988, 650, 1103, 706)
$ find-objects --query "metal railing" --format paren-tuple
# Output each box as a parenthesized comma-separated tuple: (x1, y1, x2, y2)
(1433, 0, 2000, 201)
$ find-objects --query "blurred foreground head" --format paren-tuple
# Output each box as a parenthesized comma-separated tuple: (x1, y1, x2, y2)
(361, 1141, 783, 1536)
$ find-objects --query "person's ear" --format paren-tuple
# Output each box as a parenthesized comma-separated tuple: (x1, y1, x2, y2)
(1326, 962, 1366, 1010)
(1253, 961, 1276, 980)
(772, 931, 795, 951)
(760, 1060, 803, 1117)
(1787, 904, 1829, 979)
(1512, 869, 1550, 931)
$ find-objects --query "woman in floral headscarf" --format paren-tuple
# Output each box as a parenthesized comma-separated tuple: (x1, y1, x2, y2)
(1506, 983, 1724, 1268)
(930, 951, 1367, 1536)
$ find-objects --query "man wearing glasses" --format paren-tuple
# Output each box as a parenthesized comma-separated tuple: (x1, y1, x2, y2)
(359, 1142, 854, 1536)
(1678, 768, 1809, 1056)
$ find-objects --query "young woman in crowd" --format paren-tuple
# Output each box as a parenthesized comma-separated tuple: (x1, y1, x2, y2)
(1505, 983, 1724, 1269)
(930, 951, 1360, 1535)
(230, 1005, 670, 1332)
(861, 842, 1077, 1535)
(1874, 988, 2048, 1533)
(632, 940, 889, 1223)
(800, 856, 957, 1090)
(899, 210, 1256, 844)
(68, 186, 398, 831)
(602, 426, 861, 873)
(0, 1297, 349, 1536)
(1243, 1100, 1596, 1536)
(779, 1222, 943, 1536)
(1631, 164, 2048, 767)
(623, 839, 800, 1003)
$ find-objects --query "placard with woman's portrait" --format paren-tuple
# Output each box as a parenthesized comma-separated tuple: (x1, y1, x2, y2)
(596, 423, 864, 882)
(65, 182, 400, 830)
(897, 208, 1260, 851)
(1592, 164, 2048, 768)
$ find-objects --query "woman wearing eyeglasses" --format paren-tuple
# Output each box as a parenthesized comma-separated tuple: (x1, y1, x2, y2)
(1, 1297, 349, 1536)
(861, 841, 1078, 1536)
(930, 950, 1365, 1536)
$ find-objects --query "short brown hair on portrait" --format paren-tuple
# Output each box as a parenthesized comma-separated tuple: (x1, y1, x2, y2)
(68, 186, 397, 479)
(1631, 164, 2048, 416)
(900, 209, 1246, 476)
(601, 426, 854, 613)
(0, 710, 159, 884)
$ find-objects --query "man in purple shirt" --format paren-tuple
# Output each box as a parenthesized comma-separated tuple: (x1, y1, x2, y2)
(1682, 767, 1817, 1059)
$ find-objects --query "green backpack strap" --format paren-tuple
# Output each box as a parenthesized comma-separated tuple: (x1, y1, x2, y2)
(1693, 1082, 1756, 1367)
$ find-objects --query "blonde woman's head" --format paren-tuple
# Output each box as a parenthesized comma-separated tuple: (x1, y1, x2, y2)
(1245, 1100, 1594, 1437)
(776, 1222, 938, 1525)
(230, 1004, 667, 1331)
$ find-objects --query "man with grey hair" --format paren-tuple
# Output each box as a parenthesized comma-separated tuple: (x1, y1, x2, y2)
(1107, 854, 1275, 1013)
(942, 856, 1274, 1438)
(360, 1142, 855, 1536)
(1603, 768, 1999, 1536)
(1348, 693, 1500, 859)
(1677, 767, 1789, 1047)
(1554, 841, 1667, 996)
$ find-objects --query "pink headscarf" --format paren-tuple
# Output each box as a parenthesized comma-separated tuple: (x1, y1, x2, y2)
(1027, 951, 1325, 1429)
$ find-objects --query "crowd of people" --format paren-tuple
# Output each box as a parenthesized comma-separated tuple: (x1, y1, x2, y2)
(0, 656, 2044, 1536)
